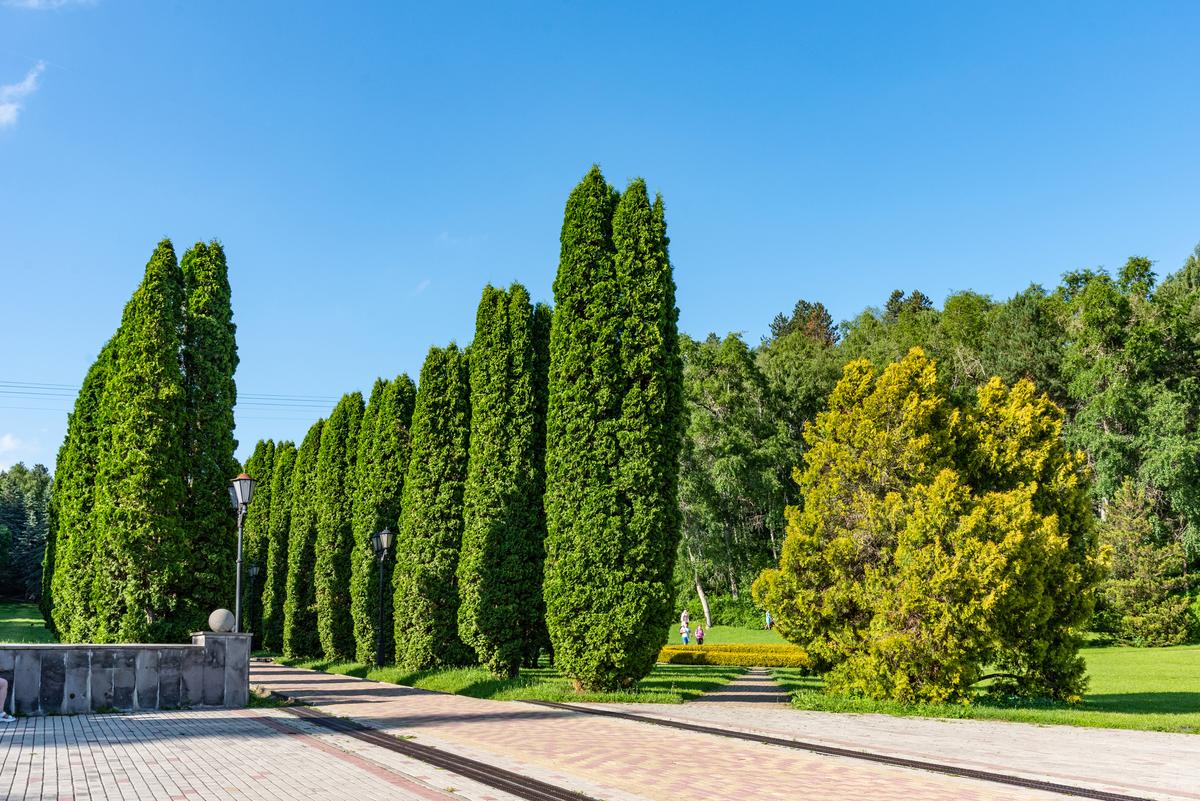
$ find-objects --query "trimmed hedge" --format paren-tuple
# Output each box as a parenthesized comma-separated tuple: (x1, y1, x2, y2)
(658, 644, 811, 669)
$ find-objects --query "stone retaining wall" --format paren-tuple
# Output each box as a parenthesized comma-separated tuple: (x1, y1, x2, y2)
(0, 632, 250, 715)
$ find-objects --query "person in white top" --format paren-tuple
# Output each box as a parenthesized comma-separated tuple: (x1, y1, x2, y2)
(680, 608, 689, 627)
(0, 676, 13, 723)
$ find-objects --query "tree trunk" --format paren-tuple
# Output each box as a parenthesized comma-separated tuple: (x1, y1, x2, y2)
(694, 575, 712, 628)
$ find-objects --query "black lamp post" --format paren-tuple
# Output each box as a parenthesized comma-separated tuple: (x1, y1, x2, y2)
(229, 472, 257, 634)
(247, 563, 260, 647)
(369, 527, 394, 667)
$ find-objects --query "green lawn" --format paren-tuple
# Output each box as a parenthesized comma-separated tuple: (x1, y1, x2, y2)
(666, 624, 785, 645)
(773, 644, 1200, 733)
(0, 601, 55, 644)
(275, 657, 742, 704)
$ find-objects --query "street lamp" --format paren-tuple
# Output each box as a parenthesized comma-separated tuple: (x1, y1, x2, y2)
(370, 527, 394, 667)
(246, 563, 260, 648)
(229, 472, 257, 634)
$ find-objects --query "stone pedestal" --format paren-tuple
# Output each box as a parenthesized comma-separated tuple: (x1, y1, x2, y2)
(190, 632, 252, 707)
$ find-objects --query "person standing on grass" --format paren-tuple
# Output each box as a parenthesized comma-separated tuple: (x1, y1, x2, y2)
(680, 608, 689, 627)
(0, 676, 13, 722)
(679, 621, 690, 645)
(695, 624, 705, 646)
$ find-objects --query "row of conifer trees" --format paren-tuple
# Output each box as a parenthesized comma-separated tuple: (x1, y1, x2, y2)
(249, 168, 683, 687)
(42, 240, 239, 643)
(44, 167, 684, 690)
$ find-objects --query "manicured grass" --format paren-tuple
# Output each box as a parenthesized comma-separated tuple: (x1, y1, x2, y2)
(774, 644, 1200, 733)
(665, 624, 785, 645)
(0, 601, 55, 644)
(275, 657, 742, 704)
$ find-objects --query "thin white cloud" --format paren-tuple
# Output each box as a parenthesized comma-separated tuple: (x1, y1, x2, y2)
(0, 61, 45, 128)
(0, 433, 32, 471)
(412, 278, 432, 296)
(2, 0, 96, 9)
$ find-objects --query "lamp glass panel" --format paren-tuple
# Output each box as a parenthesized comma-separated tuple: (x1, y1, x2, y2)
(379, 528, 394, 552)
(232, 476, 256, 505)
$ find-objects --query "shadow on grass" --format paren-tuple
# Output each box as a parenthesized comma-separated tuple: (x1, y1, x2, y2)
(270, 656, 741, 704)
(1085, 692, 1200, 715)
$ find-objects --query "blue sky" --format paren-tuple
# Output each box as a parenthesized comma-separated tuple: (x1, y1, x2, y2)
(2, 1, 1199, 469)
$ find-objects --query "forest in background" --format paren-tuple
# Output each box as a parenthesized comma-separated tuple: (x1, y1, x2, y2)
(680, 246, 1200, 647)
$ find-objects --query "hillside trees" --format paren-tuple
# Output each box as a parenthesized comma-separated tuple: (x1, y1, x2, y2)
(350, 375, 417, 664)
(543, 170, 684, 690)
(393, 346, 473, 669)
(754, 349, 1102, 703)
(261, 440, 296, 653)
(458, 284, 550, 677)
(0, 463, 52, 600)
(678, 333, 791, 626)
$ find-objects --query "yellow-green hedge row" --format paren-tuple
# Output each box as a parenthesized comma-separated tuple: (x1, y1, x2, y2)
(658, 644, 811, 668)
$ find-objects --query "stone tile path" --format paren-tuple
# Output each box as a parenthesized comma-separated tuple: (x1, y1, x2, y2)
(597, 691, 1200, 801)
(0, 706, 525, 801)
(250, 660, 1074, 801)
(688, 667, 790, 703)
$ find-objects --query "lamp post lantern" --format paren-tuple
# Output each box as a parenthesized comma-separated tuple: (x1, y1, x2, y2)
(370, 527, 394, 667)
(229, 472, 257, 634)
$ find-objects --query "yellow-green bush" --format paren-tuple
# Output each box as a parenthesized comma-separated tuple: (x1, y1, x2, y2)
(658, 644, 810, 668)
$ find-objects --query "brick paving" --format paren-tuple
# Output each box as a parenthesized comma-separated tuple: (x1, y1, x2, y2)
(594, 677, 1200, 801)
(0, 706, 525, 801)
(250, 660, 1076, 801)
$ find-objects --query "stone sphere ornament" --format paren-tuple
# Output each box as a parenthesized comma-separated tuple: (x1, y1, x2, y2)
(208, 608, 235, 633)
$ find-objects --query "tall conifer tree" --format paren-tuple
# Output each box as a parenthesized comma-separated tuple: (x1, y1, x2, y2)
(350, 375, 417, 664)
(458, 284, 550, 676)
(91, 239, 190, 642)
(543, 169, 683, 689)
(241, 439, 275, 646)
(393, 346, 472, 669)
(261, 440, 296, 653)
(46, 340, 115, 640)
(283, 419, 324, 658)
(314, 393, 364, 660)
(180, 240, 239, 626)
(610, 181, 684, 681)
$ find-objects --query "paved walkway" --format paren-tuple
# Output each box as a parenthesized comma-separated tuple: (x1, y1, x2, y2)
(250, 660, 1076, 801)
(596, 694, 1200, 801)
(0, 706, 525, 801)
(688, 667, 790, 703)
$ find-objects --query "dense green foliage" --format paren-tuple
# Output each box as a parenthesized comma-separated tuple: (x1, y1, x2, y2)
(260, 440, 296, 653)
(0, 463, 52, 600)
(314, 393, 364, 660)
(677, 334, 791, 621)
(90, 240, 192, 642)
(241, 439, 274, 645)
(179, 241, 240, 629)
(393, 345, 473, 670)
(458, 284, 550, 677)
(350, 375, 416, 664)
(1096, 480, 1194, 645)
(46, 341, 113, 637)
(755, 349, 1102, 703)
(544, 169, 684, 690)
(44, 238, 240, 643)
(283, 419, 324, 657)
